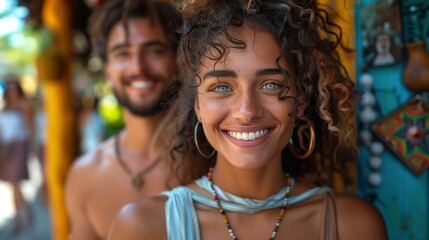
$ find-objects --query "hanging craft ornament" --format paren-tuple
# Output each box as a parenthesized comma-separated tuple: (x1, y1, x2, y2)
(358, 73, 384, 187)
(114, 134, 161, 190)
(401, 3, 429, 92)
(372, 95, 429, 174)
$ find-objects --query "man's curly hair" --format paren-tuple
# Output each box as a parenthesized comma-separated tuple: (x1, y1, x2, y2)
(88, 0, 182, 62)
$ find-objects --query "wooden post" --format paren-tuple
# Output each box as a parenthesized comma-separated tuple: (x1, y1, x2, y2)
(40, 0, 78, 239)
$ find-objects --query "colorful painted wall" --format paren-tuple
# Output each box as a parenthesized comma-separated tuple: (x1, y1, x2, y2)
(355, 0, 429, 239)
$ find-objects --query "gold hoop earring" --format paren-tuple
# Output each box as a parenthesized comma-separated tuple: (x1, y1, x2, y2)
(289, 120, 315, 159)
(194, 122, 216, 158)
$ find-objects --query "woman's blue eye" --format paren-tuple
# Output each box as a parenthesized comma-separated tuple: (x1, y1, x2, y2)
(262, 82, 280, 90)
(213, 85, 231, 93)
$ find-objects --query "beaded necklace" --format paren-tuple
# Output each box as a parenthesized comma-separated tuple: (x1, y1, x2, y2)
(207, 168, 292, 240)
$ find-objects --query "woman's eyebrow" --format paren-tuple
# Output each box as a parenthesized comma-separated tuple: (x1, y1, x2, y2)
(255, 68, 285, 77)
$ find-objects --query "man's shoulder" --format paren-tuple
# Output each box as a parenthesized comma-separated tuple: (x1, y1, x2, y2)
(66, 137, 117, 200)
(73, 137, 115, 169)
(67, 137, 115, 182)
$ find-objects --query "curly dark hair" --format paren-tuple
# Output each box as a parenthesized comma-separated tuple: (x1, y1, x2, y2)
(157, 0, 357, 187)
(88, 0, 182, 62)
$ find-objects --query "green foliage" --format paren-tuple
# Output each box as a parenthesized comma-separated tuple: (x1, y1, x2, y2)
(0, 2, 53, 77)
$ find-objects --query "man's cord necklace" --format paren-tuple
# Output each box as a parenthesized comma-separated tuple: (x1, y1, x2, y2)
(114, 134, 161, 191)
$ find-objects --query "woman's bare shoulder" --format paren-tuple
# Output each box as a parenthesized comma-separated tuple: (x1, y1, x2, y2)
(335, 194, 388, 240)
(107, 195, 168, 240)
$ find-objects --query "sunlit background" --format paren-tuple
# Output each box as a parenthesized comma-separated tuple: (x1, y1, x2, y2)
(0, 0, 123, 238)
(0, 0, 40, 230)
(0, 0, 39, 97)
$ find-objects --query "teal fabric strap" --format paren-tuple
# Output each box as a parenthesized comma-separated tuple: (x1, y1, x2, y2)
(163, 186, 201, 240)
(162, 177, 332, 240)
(194, 175, 293, 213)
(194, 175, 331, 213)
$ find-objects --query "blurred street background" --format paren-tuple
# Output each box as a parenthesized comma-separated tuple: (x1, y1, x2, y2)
(0, 0, 123, 239)
(0, 154, 51, 240)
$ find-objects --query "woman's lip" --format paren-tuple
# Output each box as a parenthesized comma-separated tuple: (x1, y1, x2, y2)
(222, 125, 274, 133)
(227, 128, 270, 141)
(223, 127, 273, 148)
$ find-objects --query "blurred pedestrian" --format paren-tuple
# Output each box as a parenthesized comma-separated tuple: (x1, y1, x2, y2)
(34, 93, 48, 204)
(0, 77, 34, 234)
(79, 96, 105, 153)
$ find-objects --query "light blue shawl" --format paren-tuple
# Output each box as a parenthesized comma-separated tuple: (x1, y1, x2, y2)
(162, 176, 331, 240)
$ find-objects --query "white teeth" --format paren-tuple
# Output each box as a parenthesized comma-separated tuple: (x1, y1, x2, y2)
(236, 132, 242, 140)
(228, 129, 269, 141)
(131, 81, 153, 88)
(249, 132, 255, 140)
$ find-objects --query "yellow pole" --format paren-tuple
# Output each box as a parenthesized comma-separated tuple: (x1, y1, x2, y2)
(40, 0, 77, 239)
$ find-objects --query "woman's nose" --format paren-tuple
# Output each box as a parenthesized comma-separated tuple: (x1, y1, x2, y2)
(232, 90, 263, 123)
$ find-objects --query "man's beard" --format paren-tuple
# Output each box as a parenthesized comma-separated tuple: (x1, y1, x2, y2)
(112, 77, 180, 117)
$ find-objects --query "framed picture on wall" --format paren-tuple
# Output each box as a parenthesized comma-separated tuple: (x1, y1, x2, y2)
(360, 0, 403, 67)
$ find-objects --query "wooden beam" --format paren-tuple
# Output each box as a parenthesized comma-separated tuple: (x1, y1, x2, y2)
(40, 0, 78, 239)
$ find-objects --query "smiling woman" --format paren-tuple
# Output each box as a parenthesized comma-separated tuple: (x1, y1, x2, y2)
(194, 25, 298, 171)
(107, 0, 388, 239)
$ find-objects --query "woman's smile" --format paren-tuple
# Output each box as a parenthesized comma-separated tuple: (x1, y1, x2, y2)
(226, 128, 270, 141)
(223, 127, 274, 148)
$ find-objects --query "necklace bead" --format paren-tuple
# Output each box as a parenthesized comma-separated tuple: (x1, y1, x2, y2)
(207, 168, 292, 240)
